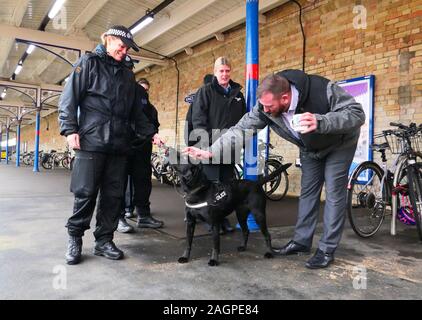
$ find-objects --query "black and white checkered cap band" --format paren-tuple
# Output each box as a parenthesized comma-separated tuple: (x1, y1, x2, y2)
(106, 29, 133, 40)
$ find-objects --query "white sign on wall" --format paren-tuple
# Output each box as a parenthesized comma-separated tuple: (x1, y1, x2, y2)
(337, 75, 375, 181)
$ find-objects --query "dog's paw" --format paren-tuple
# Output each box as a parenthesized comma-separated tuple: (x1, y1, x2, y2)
(237, 246, 246, 252)
(264, 252, 274, 259)
(208, 259, 219, 266)
(178, 257, 189, 264)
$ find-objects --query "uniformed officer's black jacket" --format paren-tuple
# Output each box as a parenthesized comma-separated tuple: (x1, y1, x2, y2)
(58, 44, 157, 154)
(139, 85, 160, 131)
(191, 77, 246, 148)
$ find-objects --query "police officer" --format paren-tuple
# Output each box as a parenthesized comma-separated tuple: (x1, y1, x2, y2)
(59, 25, 157, 265)
(118, 78, 164, 232)
(190, 57, 247, 233)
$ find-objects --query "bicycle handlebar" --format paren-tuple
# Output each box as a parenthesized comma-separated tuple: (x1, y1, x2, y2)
(384, 122, 421, 138)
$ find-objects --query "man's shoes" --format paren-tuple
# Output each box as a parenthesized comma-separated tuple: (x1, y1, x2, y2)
(65, 236, 82, 265)
(305, 249, 334, 269)
(278, 240, 310, 256)
(94, 241, 124, 260)
(136, 216, 164, 229)
(117, 218, 134, 233)
(124, 209, 136, 219)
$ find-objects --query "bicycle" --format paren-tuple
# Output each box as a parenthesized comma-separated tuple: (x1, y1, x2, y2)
(42, 150, 69, 169)
(151, 146, 181, 187)
(60, 147, 73, 170)
(234, 140, 290, 201)
(347, 122, 422, 239)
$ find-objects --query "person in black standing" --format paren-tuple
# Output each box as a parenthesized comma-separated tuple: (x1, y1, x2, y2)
(190, 57, 247, 233)
(184, 74, 213, 147)
(134, 78, 164, 228)
(117, 78, 164, 232)
(59, 25, 157, 265)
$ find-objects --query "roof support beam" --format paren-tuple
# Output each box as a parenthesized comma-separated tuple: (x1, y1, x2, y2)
(29, 0, 110, 78)
(0, 80, 62, 93)
(135, 0, 220, 46)
(0, 24, 167, 67)
(0, 101, 25, 108)
(0, 24, 95, 52)
(158, 0, 285, 56)
(68, 0, 110, 34)
(0, 0, 30, 73)
(134, 0, 286, 72)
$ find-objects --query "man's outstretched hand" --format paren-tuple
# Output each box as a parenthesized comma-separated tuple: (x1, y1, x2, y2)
(183, 147, 213, 159)
(152, 133, 165, 147)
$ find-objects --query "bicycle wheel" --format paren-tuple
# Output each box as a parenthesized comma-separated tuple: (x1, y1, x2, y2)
(406, 165, 422, 241)
(42, 156, 53, 169)
(61, 156, 70, 169)
(347, 161, 387, 238)
(150, 153, 162, 180)
(23, 155, 31, 166)
(264, 159, 289, 201)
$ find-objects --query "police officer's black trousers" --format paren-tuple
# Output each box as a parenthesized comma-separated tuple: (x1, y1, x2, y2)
(66, 150, 127, 245)
(123, 142, 153, 217)
(133, 142, 153, 217)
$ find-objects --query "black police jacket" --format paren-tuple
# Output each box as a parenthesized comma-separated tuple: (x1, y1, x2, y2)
(191, 77, 246, 148)
(58, 45, 156, 154)
(139, 85, 160, 131)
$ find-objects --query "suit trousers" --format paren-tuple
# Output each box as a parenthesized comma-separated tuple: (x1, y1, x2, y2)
(293, 143, 357, 253)
(66, 150, 127, 245)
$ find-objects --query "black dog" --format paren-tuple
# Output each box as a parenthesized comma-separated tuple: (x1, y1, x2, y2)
(169, 151, 291, 266)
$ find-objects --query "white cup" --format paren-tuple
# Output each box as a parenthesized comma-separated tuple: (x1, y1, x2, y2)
(290, 114, 308, 133)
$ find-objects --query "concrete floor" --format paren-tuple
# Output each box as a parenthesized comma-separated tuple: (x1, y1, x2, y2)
(1, 163, 422, 300)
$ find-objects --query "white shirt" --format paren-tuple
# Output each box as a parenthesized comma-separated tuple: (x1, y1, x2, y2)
(281, 84, 300, 139)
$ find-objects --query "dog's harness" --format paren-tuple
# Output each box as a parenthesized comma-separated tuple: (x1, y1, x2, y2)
(185, 189, 228, 209)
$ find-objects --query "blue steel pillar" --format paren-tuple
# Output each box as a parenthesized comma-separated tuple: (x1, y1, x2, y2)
(16, 120, 21, 167)
(244, 0, 260, 230)
(33, 109, 41, 172)
(5, 125, 9, 165)
(0, 126, 2, 163)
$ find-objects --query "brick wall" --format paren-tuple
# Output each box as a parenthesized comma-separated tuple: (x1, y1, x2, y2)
(18, 0, 422, 195)
(136, 0, 422, 195)
(20, 112, 67, 153)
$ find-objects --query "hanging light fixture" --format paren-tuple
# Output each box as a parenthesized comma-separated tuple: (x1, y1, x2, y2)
(26, 44, 36, 55)
(130, 13, 154, 35)
(48, 0, 66, 19)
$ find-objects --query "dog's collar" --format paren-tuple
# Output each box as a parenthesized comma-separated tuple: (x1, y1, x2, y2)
(185, 201, 209, 209)
(184, 189, 228, 209)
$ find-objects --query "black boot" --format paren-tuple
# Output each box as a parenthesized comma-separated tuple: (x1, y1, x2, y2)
(94, 241, 124, 260)
(136, 210, 164, 229)
(65, 236, 82, 265)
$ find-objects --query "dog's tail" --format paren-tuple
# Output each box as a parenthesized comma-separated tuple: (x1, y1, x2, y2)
(258, 163, 292, 185)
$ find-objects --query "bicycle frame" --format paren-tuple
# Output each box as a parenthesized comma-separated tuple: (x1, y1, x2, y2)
(391, 156, 414, 235)
(347, 152, 405, 217)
